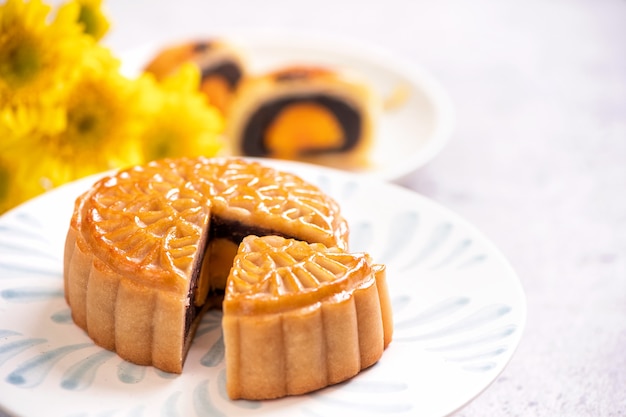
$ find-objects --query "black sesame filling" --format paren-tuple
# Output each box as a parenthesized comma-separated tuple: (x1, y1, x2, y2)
(183, 215, 297, 341)
(200, 61, 242, 90)
(183, 224, 210, 342)
(241, 95, 362, 157)
(209, 216, 294, 244)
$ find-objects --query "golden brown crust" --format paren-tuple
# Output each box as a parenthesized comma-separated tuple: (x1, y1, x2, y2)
(64, 158, 392, 399)
(64, 157, 350, 374)
(223, 236, 392, 400)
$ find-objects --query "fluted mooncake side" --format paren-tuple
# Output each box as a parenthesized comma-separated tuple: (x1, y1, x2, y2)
(223, 235, 393, 400)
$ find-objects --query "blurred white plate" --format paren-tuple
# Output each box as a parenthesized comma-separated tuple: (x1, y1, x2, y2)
(0, 159, 524, 417)
(119, 32, 455, 181)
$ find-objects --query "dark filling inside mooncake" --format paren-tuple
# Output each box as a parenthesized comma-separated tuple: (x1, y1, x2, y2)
(183, 215, 303, 343)
(184, 227, 211, 344)
(201, 62, 242, 90)
(210, 216, 295, 244)
(241, 95, 361, 157)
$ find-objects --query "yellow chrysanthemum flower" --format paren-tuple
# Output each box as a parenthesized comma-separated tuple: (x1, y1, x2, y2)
(60, 0, 110, 41)
(0, 1, 226, 215)
(60, 73, 142, 176)
(0, 100, 66, 146)
(0, 0, 85, 104)
(136, 64, 224, 162)
(0, 0, 96, 150)
(32, 64, 144, 187)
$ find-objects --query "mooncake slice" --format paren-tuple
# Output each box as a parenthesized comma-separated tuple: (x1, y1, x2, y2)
(144, 39, 245, 114)
(223, 235, 393, 400)
(226, 66, 378, 170)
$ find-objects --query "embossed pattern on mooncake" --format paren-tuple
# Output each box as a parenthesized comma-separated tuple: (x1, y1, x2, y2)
(201, 158, 348, 246)
(64, 157, 353, 376)
(225, 235, 370, 314)
(75, 157, 348, 293)
(222, 235, 393, 400)
(79, 160, 211, 291)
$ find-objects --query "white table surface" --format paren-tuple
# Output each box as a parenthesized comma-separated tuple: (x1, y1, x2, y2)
(39, 0, 626, 415)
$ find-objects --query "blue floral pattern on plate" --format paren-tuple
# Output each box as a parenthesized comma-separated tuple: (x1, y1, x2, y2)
(0, 160, 525, 417)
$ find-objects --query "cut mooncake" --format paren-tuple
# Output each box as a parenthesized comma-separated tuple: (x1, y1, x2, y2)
(226, 65, 378, 170)
(63, 157, 392, 399)
(224, 235, 393, 400)
(63, 157, 348, 374)
(144, 39, 245, 114)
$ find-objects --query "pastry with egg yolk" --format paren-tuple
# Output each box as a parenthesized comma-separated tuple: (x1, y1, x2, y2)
(226, 66, 378, 170)
(144, 39, 245, 114)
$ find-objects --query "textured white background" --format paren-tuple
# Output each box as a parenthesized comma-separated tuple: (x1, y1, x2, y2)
(60, 0, 626, 415)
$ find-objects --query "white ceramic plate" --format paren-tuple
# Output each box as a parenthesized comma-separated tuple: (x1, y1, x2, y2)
(119, 31, 455, 181)
(0, 159, 524, 417)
